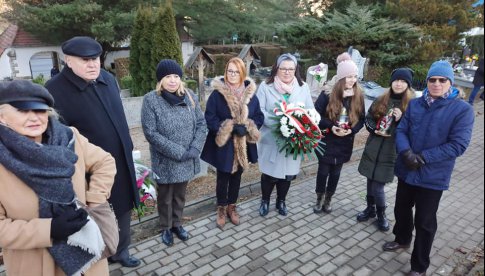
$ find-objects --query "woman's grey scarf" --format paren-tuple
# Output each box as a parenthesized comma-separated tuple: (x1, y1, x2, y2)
(0, 119, 96, 275)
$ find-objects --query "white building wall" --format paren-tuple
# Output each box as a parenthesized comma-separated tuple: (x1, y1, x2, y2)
(181, 41, 194, 65)
(14, 46, 62, 79)
(0, 51, 12, 80)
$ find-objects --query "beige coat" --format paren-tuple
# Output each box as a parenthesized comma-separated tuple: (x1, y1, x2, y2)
(0, 127, 116, 276)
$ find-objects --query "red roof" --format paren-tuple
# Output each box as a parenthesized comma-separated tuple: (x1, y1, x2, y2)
(0, 24, 18, 56)
(12, 27, 49, 47)
(0, 24, 52, 56)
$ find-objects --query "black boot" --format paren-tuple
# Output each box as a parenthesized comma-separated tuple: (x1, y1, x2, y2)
(275, 199, 288, 216)
(161, 229, 174, 246)
(259, 200, 270, 217)
(323, 192, 334, 213)
(313, 193, 325, 213)
(357, 195, 376, 222)
(376, 206, 390, 232)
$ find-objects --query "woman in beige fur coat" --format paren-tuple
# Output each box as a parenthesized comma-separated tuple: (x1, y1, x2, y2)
(201, 57, 264, 229)
(0, 80, 115, 276)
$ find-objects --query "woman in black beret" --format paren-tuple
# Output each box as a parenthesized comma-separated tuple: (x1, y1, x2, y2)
(0, 80, 115, 275)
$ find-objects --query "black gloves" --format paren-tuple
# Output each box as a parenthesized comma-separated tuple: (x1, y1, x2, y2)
(232, 124, 248, 137)
(50, 207, 89, 240)
(181, 146, 200, 161)
(402, 149, 426, 170)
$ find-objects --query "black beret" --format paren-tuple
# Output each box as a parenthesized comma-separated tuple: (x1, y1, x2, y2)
(0, 80, 54, 110)
(156, 59, 183, 81)
(62, 36, 102, 58)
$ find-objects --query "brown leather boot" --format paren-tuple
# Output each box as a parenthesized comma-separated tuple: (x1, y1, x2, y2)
(216, 206, 226, 229)
(226, 204, 240, 225)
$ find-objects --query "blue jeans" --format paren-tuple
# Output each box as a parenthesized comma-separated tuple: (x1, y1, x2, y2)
(468, 85, 483, 104)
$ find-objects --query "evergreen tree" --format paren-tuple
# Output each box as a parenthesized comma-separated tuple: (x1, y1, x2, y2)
(385, 0, 480, 60)
(129, 3, 182, 96)
(129, 5, 145, 97)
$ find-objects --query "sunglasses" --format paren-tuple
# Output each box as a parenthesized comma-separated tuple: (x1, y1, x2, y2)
(428, 78, 448, 84)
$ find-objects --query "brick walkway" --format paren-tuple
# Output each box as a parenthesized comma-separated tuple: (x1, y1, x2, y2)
(109, 102, 484, 276)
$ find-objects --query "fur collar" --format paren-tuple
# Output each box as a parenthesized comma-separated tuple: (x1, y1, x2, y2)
(211, 76, 257, 105)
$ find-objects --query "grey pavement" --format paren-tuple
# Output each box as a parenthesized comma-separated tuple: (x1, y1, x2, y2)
(109, 101, 484, 276)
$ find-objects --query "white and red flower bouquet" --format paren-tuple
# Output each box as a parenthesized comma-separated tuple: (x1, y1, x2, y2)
(133, 162, 159, 220)
(271, 100, 325, 160)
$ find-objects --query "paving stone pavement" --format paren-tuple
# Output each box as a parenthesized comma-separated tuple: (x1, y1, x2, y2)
(108, 101, 482, 276)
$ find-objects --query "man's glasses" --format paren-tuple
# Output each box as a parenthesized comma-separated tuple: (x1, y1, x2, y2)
(226, 70, 240, 76)
(428, 78, 448, 84)
(278, 68, 296, 73)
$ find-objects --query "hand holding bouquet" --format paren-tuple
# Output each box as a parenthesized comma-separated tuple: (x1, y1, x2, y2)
(271, 100, 325, 160)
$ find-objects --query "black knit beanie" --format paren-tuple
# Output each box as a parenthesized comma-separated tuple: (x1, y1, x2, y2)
(390, 68, 413, 88)
(156, 59, 183, 81)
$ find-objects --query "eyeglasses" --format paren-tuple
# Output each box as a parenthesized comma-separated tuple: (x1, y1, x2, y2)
(278, 68, 296, 73)
(226, 70, 240, 76)
(428, 78, 448, 84)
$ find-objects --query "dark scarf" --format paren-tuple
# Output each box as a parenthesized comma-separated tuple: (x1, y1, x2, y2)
(161, 90, 186, 106)
(0, 119, 96, 275)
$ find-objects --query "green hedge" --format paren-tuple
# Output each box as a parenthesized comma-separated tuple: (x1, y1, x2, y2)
(184, 79, 198, 93)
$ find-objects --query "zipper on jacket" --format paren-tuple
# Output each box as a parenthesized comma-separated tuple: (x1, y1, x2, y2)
(371, 137, 385, 180)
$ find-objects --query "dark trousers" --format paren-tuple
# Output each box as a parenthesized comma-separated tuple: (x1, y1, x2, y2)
(468, 84, 483, 104)
(366, 178, 386, 207)
(157, 181, 188, 230)
(260, 173, 291, 201)
(216, 169, 243, 206)
(393, 179, 443, 273)
(315, 162, 343, 194)
(112, 210, 132, 261)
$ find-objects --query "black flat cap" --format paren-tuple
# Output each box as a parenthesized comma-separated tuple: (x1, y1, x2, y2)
(0, 80, 54, 110)
(62, 36, 102, 58)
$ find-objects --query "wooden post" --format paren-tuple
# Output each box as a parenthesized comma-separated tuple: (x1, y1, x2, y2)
(196, 54, 206, 103)
(245, 58, 252, 76)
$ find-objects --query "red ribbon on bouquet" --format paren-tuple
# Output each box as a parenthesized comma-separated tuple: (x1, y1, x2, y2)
(273, 100, 321, 135)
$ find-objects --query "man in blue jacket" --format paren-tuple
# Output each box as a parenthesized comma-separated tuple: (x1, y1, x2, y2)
(382, 60, 475, 276)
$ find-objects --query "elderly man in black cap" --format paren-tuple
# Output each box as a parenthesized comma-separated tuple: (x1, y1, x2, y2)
(45, 36, 141, 267)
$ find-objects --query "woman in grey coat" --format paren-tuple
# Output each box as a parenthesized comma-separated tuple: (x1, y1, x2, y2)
(256, 53, 314, 217)
(141, 59, 207, 246)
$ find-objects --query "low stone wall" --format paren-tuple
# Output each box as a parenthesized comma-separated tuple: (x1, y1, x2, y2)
(122, 96, 143, 128)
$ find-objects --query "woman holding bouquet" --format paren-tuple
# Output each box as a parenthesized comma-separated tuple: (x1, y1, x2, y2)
(256, 53, 314, 217)
(357, 68, 414, 231)
(141, 59, 207, 246)
(201, 57, 264, 229)
(313, 57, 365, 214)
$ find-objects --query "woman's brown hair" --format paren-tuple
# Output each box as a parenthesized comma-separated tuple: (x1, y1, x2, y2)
(326, 78, 364, 127)
(266, 60, 304, 86)
(224, 57, 247, 85)
(370, 87, 414, 120)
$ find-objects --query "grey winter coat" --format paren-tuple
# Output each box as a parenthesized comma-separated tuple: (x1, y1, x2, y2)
(256, 81, 314, 179)
(141, 90, 207, 184)
(358, 96, 402, 183)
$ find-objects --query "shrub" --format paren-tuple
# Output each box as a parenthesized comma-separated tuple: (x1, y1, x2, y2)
(32, 74, 45, 85)
(184, 79, 198, 92)
(120, 75, 133, 90)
